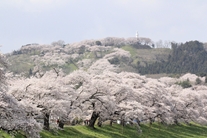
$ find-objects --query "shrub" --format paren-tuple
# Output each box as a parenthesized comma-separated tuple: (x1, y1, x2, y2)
(108, 57, 120, 65)
(205, 75, 207, 83)
(195, 77, 202, 85)
(176, 79, 192, 88)
(95, 41, 102, 46)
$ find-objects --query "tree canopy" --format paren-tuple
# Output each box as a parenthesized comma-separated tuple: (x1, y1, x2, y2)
(139, 41, 207, 75)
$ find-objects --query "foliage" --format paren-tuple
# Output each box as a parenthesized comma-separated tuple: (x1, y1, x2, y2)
(95, 41, 102, 46)
(108, 57, 120, 65)
(195, 77, 202, 85)
(205, 76, 207, 83)
(176, 79, 192, 88)
(139, 41, 207, 75)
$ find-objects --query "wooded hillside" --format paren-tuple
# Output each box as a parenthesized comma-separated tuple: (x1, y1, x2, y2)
(139, 41, 207, 76)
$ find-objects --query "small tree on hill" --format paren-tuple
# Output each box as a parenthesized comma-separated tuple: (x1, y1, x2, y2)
(205, 75, 207, 83)
(95, 41, 102, 46)
(51, 40, 65, 47)
(196, 77, 202, 85)
(176, 79, 192, 88)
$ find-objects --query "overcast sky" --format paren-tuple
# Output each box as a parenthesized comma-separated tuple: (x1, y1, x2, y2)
(0, 0, 207, 53)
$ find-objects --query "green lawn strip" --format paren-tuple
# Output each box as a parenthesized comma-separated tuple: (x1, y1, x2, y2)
(1, 122, 207, 138)
(73, 125, 115, 138)
(145, 123, 207, 138)
(41, 127, 94, 138)
(167, 124, 207, 138)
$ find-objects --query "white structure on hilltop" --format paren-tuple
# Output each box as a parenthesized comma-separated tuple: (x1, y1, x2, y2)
(136, 31, 139, 40)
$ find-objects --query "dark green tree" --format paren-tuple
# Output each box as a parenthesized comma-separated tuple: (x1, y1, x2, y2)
(176, 79, 192, 88)
(196, 77, 202, 85)
(139, 41, 207, 75)
(95, 41, 102, 46)
(29, 68, 33, 76)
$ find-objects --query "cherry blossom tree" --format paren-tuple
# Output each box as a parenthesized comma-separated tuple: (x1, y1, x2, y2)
(8, 70, 74, 130)
(0, 54, 41, 138)
(64, 70, 117, 128)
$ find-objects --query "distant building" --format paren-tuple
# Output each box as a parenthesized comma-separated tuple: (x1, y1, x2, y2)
(136, 31, 139, 40)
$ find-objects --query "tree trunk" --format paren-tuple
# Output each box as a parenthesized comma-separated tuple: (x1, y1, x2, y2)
(43, 113, 50, 130)
(110, 119, 113, 126)
(136, 123, 142, 134)
(149, 118, 154, 125)
(58, 120, 64, 129)
(88, 111, 99, 128)
(121, 119, 125, 127)
(97, 118, 102, 127)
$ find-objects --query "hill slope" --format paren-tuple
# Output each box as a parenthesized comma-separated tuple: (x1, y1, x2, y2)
(5, 37, 170, 76)
(5, 38, 207, 77)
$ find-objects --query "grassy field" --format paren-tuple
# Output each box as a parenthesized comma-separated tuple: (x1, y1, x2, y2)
(1, 123, 207, 138)
(40, 123, 207, 138)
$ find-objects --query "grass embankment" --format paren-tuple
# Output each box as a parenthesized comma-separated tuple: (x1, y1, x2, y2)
(40, 123, 207, 138)
(2, 123, 207, 138)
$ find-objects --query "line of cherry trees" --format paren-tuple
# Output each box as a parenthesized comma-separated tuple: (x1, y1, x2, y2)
(3, 65, 207, 137)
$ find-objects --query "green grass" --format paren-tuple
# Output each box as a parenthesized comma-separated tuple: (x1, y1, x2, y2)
(0, 130, 27, 138)
(1, 123, 207, 138)
(121, 46, 137, 57)
(39, 123, 207, 138)
(0, 130, 11, 138)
